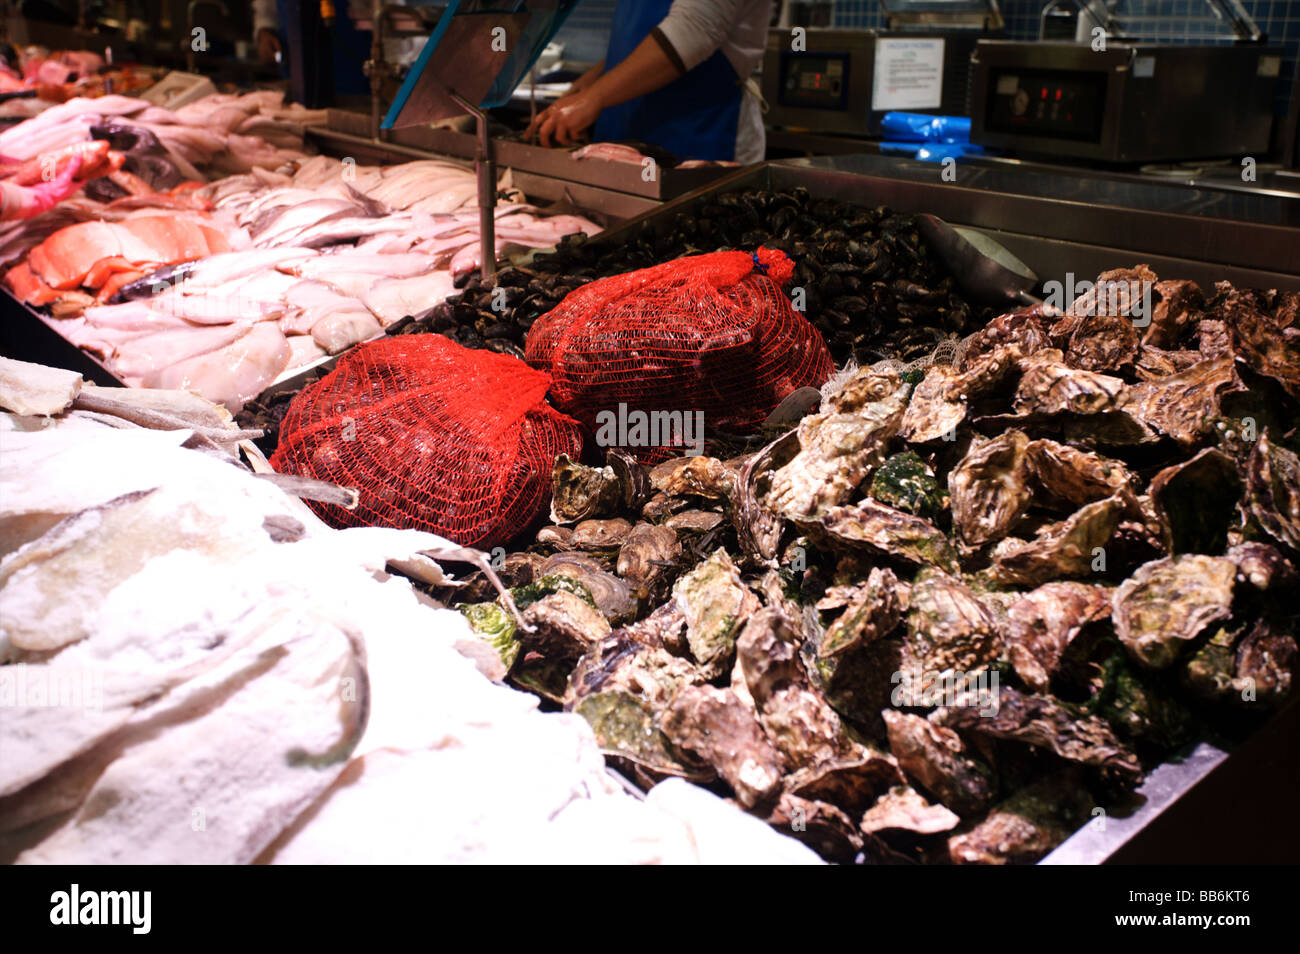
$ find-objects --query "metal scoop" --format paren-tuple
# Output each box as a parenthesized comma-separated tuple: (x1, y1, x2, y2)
(916, 214, 1044, 309)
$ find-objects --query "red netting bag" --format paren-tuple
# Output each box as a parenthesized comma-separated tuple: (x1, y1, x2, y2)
(524, 247, 833, 462)
(270, 334, 583, 549)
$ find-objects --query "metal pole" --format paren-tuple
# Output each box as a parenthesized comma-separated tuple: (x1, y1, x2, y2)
(450, 91, 496, 280)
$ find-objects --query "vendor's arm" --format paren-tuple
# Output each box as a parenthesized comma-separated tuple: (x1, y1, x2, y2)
(253, 0, 282, 62)
(527, 0, 743, 146)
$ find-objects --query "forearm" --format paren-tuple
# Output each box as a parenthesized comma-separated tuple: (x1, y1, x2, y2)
(586, 37, 683, 111)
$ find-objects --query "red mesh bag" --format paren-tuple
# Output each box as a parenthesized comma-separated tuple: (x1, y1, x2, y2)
(524, 247, 833, 462)
(270, 334, 582, 549)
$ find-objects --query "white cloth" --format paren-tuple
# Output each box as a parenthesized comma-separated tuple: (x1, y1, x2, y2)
(654, 0, 772, 163)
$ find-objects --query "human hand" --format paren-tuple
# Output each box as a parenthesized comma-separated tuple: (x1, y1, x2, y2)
(257, 28, 282, 64)
(524, 89, 603, 147)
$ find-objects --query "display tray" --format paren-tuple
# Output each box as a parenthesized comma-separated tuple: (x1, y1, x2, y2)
(321, 109, 739, 202)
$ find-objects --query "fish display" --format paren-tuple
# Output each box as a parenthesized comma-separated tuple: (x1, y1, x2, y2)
(3, 121, 602, 412)
(428, 266, 1300, 864)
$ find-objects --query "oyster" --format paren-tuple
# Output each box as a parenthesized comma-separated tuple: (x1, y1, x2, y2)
(620, 600, 690, 655)
(734, 430, 798, 563)
(1198, 318, 1233, 359)
(948, 430, 1032, 546)
(574, 690, 710, 780)
(1121, 355, 1242, 447)
(671, 548, 760, 678)
(785, 749, 905, 817)
(861, 784, 961, 836)
(616, 523, 682, 600)
(733, 606, 807, 708)
(1112, 554, 1236, 669)
(1227, 541, 1298, 592)
(661, 685, 785, 808)
(654, 455, 736, 502)
(1142, 279, 1204, 349)
(897, 364, 965, 443)
(1049, 265, 1157, 343)
(1025, 439, 1136, 509)
(550, 454, 623, 524)
(664, 510, 725, 534)
(812, 499, 959, 572)
(1182, 618, 1296, 708)
(870, 450, 948, 519)
(534, 524, 575, 549)
(1221, 284, 1300, 400)
(1090, 648, 1196, 751)
(758, 685, 855, 771)
(899, 569, 1000, 693)
(959, 308, 1051, 368)
(1064, 312, 1139, 373)
(1002, 581, 1112, 692)
(513, 589, 612, 701)
(819, 567, 904, 659)
(882, 710, 995, 816)
(986, 494, 1124, 587)
(570, 517, 634, 551)
(1060, 409, 1159, 448)
(1148, 448, 1241, 554)
(765, 367, 910, 519)
(540, 552, 638, 623)
(1013, 350, 1126, 417)
(454, 551, 546, 604)
(1134, 346, 1204, 381)
(948, 770, 1092, 865)
(1244, 433, 1300, 555)
(939, 688, 1142, 785)
(766, 793, 863, 863)
(565, 632, 701, 711)
(459, 601, 520, 668)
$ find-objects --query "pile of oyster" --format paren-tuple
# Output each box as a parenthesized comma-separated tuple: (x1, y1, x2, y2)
(396, 189, 984, 368)
(451, 267, 1299, 864)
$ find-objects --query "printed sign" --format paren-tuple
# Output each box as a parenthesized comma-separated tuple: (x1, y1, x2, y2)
(872, 37, 945, 111)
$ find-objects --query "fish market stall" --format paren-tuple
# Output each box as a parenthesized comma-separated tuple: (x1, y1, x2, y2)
(241, 154, 1299, 864)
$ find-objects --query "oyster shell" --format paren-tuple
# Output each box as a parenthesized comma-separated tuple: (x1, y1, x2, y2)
(785, 749, 905, 817)
(459, 601, 520, 668)
(1142, 279, 1204, 349)
(1244, 433, 1300, 555)
(897, 364, 965, 444)
(513, 588, 612, 701)
(654, 455, 736, 502)
(948, 770, 1092, 865)
(1121, 355, 1242, 447)
(1025, 439, 1136, 510)
(1013, 350, 1127, 417)
(616, 523, 682, 600)
(1182, 618, 1296, 708)
(1112, 554, 1236, 669)
(1227, 541, 1298, 592)
(861, 784, 961, 836)
(959, 308, 1051, 369)
(882, 710, 995, 816)
(1064, 312, 1140, 373)
(672, 548, 760, 678)
(986, 494, 1124, 587)
(540, 552, 638, 623)
(1060, 409, 1160, 448)
(870, 450, 948, 519)
(570, 517, 634, 551)
(574, 690, 710, 780)
(758, 685, 855, 771)
(1002, 581, 1112, 692)
(550, 454, 623, 524)
(1221, 284, 1300, 400)
(565, 632, 702, 712)
(1049, 265, 1157, 343)
(664, 509, 725, 534)
(939, 687, 1142, 785)
(819, 567, 904, 659)
(733, 606, 807, 708)
(1148, 448, 1241, 555)
(454, 551, 547, 604)
(1091, 649, 1196, 751)
(661, 685, 785, 808)
(811, 499, 959, 572)
(1198, 318, 1233, 359)
(534, 524, 575, 550)
(766, 793, 863, 862)
(620, 600, 690, 655)
(900, 568, 1001, 690)
(765, 367, 910, 519)
(1134, 346, 1205, 381)
(734, 430, 798, 564)
(948, 430, 1032, 546)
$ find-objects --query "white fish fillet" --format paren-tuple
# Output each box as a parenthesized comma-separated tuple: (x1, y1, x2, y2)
(311, 311, 382, 354)
(363, 270, 457, 325)
(146, 323, 291, 412)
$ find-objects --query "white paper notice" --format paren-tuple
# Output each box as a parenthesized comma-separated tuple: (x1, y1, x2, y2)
(872, 37, 945, 112)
